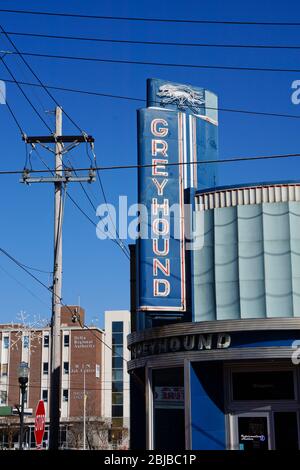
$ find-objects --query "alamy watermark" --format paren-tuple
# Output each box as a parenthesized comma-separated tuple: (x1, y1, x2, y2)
(95, 197, 205, 251)
(0, 80, 6, 104)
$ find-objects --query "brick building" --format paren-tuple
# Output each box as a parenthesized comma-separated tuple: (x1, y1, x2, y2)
(0, 306, 104, 449)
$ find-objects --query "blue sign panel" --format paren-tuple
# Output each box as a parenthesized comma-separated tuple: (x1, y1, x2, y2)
(137, 108, 186, 311)
(137, 79, 219, 315)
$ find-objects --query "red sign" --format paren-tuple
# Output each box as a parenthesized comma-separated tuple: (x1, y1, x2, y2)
(34, 400, 46, 448)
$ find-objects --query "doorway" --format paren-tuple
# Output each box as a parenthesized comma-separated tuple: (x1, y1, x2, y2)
(231, 410, 299, 450)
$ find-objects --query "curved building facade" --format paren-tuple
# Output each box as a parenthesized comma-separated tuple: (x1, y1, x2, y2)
(129, 79, 300, 450)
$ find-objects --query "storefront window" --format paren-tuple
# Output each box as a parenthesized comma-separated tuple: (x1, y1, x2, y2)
(232, 371, 295, 401)
(152, 367, 185, 450)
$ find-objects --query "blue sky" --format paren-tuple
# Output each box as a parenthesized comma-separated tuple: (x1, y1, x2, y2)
(0, 0, 300, 327)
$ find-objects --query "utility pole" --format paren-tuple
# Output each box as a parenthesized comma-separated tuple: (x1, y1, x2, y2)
(83, 367, 86, 450)
(20, 109, 95, 449)
(50, 106, 63, 450)
(83, 364, 90, 450)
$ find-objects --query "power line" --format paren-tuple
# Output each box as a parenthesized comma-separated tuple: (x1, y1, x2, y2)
(0, 244, 129, 364)
(1, 76, 300, 121)
(77, 317, 128, 364)
(0, 56, 52, 133)
(0, 188, 132, 372)
(0, 89, 24, 135)
(0, 247, 53, 293)
(65, 162, 130, 259)
(3, 30, 300, 50)
(32, 146, 130, 260)
(0, 24, 83, 134)
(10, 50, 300, 73)
(19, 263, 53, 274)
(83, 142, 130, 257)
(0, 151, 299, 176)
(0, 264, 50, 307)
(0, 9, 300, 26)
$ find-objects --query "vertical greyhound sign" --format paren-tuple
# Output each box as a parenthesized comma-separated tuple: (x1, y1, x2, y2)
(137, 78, 218, 314)
(137, 106, 186, 312)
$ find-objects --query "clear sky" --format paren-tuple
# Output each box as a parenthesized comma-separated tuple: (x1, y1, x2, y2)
(0, 0, 300, 328)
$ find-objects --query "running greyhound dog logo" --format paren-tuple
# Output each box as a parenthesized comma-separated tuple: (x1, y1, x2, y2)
(157, 83, 204, 112)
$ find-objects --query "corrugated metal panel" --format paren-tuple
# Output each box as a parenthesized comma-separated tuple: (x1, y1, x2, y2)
(197, 184, 300, 210)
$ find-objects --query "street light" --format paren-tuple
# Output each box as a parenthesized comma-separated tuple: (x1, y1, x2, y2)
(18, 361, 29, 450)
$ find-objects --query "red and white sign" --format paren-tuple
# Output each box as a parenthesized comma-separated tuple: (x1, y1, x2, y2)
(154, 386, 184, 409)
(34, 400, 46, 448)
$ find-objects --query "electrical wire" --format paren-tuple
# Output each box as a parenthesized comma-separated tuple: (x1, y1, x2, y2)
(0, 86, 24, 135)
(2, 43, 55, 132)
(0, 244, 130, 364)
(77, 317, 128, 364)
(0, 247, 53, 293)
(10, 50, 300, 74)
(1, 76, 300, 121)
(0, 264, 50, 307)
(0, 56, 52, 132)
(0, 9, 300, 26)
(84, 143, 130, 257)
(32, 146, 130, 260)
(3, 30, 300, 50)
(2, 151, 300, 176)
(0, 24, 84, 134)
(64, 160, 130, 259)
(18, 263, 53, 274)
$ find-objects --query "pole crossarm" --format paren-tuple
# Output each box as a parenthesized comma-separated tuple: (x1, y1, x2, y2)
(20, 170, 96, 184)
(23, 135, 95, 143)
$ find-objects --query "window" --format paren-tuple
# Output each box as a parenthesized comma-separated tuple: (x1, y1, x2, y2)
(23, 336, 29, 349)
(232, 371, 295, 401)
(43, 362, 49, 375)
(1, 364, 8, 377)
(112, 370, 123, 381)
(112, 357, 123, 369)
(112, 333, 123, 346)
(112, 405, 123, 417)
(63, 389, 69, 402)
(42, 390, 48, 403)
(24, 391, 28, 404)
(63, 335, 69, 347)
(96, 364, 100, 378)
(43, 335, 49, 348)
(63, 362, 69, 375)
(3, 337, 9, 349)
(112, 393, 123, 405)
(112, 381, 123, 393)
(0, 391, 7, 405)
(112, 322, 123, 333)
(112, 345, 123, 357)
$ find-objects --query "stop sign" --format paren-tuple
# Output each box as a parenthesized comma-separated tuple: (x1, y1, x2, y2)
(34, 400, 46, 448)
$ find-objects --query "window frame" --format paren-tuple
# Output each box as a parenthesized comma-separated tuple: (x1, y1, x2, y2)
(224, 362, 299, 412)
(62, 389, 69, 402)
(23, 335, 29, 349)
(42, 389, 48, 403)
(63, 362, 69, 375)
(43, 335, 49, 348)
(1, 363, 8, 377)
